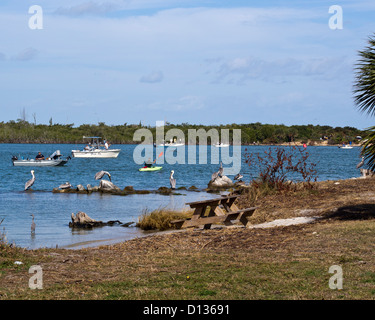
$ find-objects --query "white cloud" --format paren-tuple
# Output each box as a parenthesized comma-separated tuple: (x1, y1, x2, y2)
(211, 56, 351, 85)
(54, 1, 119, 16)
(147, 95, 205, 111)
(11, 47, 38, 61)
(140, 70, 164, 83)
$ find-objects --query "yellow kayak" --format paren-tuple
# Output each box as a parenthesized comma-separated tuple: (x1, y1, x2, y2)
(139, 166, 162, 172)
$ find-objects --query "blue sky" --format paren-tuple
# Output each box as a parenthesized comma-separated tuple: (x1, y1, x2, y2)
(1, 1, 375, 129)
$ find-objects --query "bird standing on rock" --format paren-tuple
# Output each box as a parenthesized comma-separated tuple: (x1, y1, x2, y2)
(357, 156, 365, 169)
(211, 162, 224, 182)
(25, 170, 35, 191)
(59, 182, 73, 189)
(218, 162, 223, 177)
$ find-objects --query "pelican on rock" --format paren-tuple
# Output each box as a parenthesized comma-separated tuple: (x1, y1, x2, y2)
(25, 170, 35, 191)
(211, 162, 224, 182)
(357, 157, 365, 169)
(59, 182, 73, 189)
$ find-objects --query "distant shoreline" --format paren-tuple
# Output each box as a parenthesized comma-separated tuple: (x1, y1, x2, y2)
(0, 141, 362, 147)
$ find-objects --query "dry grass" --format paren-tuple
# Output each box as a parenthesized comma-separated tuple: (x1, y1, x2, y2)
(136, 207, 194, 231)
(236, 177, 375, 224)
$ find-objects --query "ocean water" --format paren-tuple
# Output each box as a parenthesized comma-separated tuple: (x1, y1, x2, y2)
(0, 143, 362, 249)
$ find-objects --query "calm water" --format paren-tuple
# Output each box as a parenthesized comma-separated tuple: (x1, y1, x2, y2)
(0, 143, 362, 249)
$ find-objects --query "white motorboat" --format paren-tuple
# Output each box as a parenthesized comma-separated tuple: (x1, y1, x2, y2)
(12, 150, 70, 167)
(339, 144, 353, 149)
(213, 142, 230, 147)
(156, 138, 184, 147)
(71, 136, 121, 158)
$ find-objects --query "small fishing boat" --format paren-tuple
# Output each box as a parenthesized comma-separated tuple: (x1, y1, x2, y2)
(12, 150, 70, 167)
(213, 142, 229, 147)
(156, 138, 184, 147)
(71, 136, 121, 158)
(139, 166, 163, 172)
(339, 144, 353, 149)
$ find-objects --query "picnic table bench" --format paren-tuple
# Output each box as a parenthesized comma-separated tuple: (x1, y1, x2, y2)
(171, 194, 257, 229)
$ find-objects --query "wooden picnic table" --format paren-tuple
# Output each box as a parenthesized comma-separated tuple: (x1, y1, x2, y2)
(171, 194, 257, 229)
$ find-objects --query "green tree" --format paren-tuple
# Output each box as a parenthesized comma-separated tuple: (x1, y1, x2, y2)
(354, 34, 375, 170)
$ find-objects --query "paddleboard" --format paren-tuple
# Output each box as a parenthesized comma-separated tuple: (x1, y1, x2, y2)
(139, 166, 163, 172)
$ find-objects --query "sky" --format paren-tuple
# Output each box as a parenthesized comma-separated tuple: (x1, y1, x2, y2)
(1, 0, 375, 129)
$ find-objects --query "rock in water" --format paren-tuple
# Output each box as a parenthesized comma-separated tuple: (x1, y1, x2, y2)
(99, 180, 121, 192)
(207, 175, 234, 189)
(76, 184, 86, 191)
(70, 211, 103, 228)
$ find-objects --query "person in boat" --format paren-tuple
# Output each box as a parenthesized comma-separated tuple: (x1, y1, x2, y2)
(104, 140, 111, 150)
(144, 158, 153, 168)
(35, 152, 45, 160)
(84, 144, 91, 151)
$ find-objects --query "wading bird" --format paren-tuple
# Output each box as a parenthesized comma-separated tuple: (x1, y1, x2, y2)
(30, 214, 36, 234)
(357, 156, 365, 169)
(218, 162, 223, 177)
(95, 170, 111, 181)
(211, 162, 224, 182)
(170, 170, 176, 189)
(25, 170, 35, 191)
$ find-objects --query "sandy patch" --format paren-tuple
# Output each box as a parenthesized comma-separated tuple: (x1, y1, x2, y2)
(248, 216, 320, 229)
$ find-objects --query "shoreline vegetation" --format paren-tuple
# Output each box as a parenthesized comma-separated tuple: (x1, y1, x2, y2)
(0, 120, 364, 146)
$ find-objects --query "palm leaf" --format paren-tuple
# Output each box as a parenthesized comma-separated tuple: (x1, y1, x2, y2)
(354, 35, 375, 116)
(360, 126, 375, 171)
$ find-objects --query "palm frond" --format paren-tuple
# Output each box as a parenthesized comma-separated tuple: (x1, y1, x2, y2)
(360, 126, 375, 171)
(353, 35, 375, 116)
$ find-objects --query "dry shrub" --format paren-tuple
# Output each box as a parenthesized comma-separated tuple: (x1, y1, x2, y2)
(136, 207, 193, 231)
(244, 145, 318, 192)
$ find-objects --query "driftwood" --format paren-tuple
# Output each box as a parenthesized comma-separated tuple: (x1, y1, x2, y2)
(69, 211, 134, 229)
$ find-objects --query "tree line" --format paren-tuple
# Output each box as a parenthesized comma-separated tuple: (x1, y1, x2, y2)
(0, 119, 364, 145)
